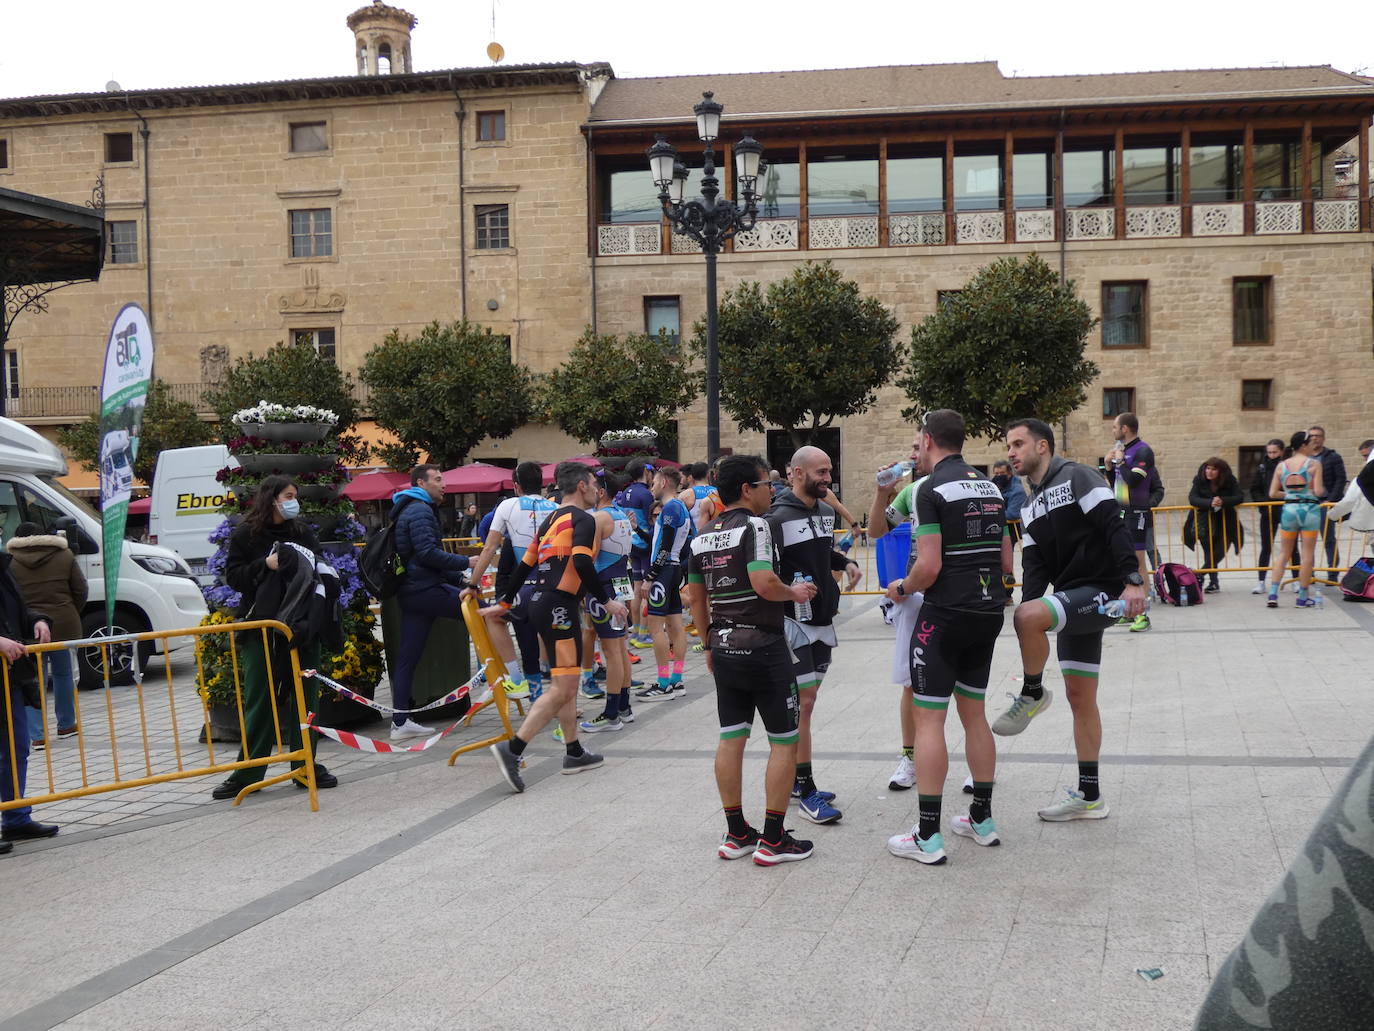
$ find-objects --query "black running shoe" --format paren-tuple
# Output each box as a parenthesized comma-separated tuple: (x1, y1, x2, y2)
(754, 831, 814, 866)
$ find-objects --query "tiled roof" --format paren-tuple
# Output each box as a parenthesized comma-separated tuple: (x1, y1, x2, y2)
(589, 62, 1374, 124)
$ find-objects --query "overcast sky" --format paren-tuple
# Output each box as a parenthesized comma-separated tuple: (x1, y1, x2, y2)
(3, 0, 1371, 100)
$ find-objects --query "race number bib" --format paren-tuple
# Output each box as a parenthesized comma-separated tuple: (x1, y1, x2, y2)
(612, 576, 633, 602)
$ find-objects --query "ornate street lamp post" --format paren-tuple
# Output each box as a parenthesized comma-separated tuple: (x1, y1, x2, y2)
(647, 92, 765, 461)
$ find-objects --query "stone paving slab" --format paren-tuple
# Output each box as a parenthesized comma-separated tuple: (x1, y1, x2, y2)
(1, 577, 1372, 1030)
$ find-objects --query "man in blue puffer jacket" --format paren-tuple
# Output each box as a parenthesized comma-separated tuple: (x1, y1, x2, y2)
(389, 464, 470, 742)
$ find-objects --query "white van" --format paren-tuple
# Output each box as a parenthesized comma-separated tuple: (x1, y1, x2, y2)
(149, 444, 237, 583)
(99, 428, 134, 507)
(0, 417, 208, 687)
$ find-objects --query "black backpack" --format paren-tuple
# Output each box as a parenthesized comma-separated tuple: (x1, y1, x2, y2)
(357, 497, 418, 600)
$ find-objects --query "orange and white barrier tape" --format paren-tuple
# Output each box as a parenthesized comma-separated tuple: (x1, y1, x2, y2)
(303, 668, 480, 716)
(304, 716, 465, 754)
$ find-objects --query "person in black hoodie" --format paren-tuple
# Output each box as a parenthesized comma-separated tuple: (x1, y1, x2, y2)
(0, 550, 56, 850)
(1250, 439, 1285, 595)
(211, 475, 337, 800)
(765, 446, 861, 826)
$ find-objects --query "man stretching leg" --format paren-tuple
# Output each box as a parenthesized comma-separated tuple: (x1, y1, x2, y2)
(995, 418, 1147, 821)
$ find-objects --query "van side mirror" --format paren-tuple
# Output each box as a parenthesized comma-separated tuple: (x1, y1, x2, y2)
(55, 517, 99, 555)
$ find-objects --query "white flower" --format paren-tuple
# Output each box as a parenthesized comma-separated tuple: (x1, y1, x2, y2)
(598, 426, 656, 443)
(232, 401, 338, 427)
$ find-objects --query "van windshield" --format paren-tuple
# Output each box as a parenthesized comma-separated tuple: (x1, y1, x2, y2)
(39, 476, 101, 521)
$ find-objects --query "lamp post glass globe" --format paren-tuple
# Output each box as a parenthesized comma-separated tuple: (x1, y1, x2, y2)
(694, 90, 723, 142)
(647, 134, 678, 189)
(670, 162, 689, 206)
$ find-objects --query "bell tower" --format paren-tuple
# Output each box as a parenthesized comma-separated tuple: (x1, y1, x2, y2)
(346, 2, 417, 76)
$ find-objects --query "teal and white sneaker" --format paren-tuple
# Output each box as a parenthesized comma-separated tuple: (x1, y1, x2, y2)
(1038, 788, 1109, 822)
(991, 689, 1053, 736)
(887, 828, 947, 864)
(951, 813, 1001, 846)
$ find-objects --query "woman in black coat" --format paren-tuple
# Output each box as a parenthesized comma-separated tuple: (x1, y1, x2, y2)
(1188, 457, 1244, 592)
(211, 475, 336, 800)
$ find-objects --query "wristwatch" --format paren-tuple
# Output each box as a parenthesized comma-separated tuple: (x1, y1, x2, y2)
(1125, 572, 1145, 587)
(896, 583, 907, 597)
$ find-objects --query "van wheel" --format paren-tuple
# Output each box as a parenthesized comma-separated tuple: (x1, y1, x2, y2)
(77, 609, 153, 690)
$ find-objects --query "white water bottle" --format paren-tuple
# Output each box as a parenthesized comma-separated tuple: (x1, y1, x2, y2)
(877, 460, 914, 488)
(1179, 589, 1190, 609)
(1315, 587, 1325, 611)
(793, 572, 813, 621)
(1098, 598, 1152, 618)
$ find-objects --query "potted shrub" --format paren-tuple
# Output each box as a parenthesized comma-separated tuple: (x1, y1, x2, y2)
(232, 401, 337, 443)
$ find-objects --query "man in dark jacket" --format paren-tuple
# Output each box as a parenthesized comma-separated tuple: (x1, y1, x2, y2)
(388, 464, 471, 742)
(1308, 426, 1348, 580)
(1249, 439, 1285, 594)
(0, 550, 57, 851)
(766, 446, 861, 826)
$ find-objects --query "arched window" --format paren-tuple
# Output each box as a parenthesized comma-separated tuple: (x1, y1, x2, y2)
(378, 41, 393, 75)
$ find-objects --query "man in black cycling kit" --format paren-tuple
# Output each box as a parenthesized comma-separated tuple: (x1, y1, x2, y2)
(883, 410, 1012, 865)
(687, 455, 818, 866)
(994, 418, 1147, 822)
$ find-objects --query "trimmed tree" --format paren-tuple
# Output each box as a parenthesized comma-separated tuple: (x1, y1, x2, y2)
(541, 328, 698, 446)
(59, 379, 216, 485)
(694, 261, 902, 449)
(361, 320, 535, 468)
(899, 254, 1098, 440)
(202, 341, 360, 437)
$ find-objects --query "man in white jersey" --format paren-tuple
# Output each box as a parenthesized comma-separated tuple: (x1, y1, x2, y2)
(465, 461, 556, 699)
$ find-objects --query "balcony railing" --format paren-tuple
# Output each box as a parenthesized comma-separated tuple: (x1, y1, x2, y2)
(5, 381, 377, 421)
(595, 198, 1369, 256)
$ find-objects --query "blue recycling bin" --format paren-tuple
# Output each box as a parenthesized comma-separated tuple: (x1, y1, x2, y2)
(875, 522, 912, 585)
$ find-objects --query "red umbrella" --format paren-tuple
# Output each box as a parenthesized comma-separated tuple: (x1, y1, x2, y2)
(539, 455, 602, 484)
(128, 496, 151, 515)
(341, 469, 409, 502)
(443, 462, 514, 494)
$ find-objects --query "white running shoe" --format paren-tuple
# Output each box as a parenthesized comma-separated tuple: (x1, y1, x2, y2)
(390, 719, 434, 741)
(888, 754, 915, 791)
(951, 813, 1001, 846)
(962, 774, 975, 794)
(1037, 787, 1110, 822)
(887, 828, 946, 864)
(1250, 582, 1266, 595)
(992, 689, 1053, 736)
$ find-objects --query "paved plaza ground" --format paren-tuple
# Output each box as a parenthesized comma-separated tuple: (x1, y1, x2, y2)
(2, 578, 1372, 1031)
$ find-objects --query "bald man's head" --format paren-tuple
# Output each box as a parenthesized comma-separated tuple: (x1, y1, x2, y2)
(788, 445, 832, 503)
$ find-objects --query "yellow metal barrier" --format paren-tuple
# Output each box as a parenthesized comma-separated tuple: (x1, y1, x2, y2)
(1152, 501, 1362, 584)
(2, 620, 320, 816)
(448, 595, 518, 765)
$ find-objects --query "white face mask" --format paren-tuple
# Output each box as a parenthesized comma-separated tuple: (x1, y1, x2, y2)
(278, 498, 300, 519)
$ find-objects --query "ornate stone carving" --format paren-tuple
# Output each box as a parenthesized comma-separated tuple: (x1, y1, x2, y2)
(1066, 208, 1115, 240)
(734, 218, 798, 251)
(597, 223, 662, 256)
(1015, 210, 1055, 242)
(1314, 199, 1359, 233)
(1255, 202, 1302, 235)
(808, 216, 879, 249)
(1193, 204, 1243, 236)
(278, 266, 347, 313)
(889, 213, 945, 246)
(1124, 206, 1181, 238)
(199, 344, 230, 385)
(956, 211, 1004, 244)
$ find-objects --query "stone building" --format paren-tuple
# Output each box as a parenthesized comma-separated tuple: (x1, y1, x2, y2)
(586, 64, 1374, 503)
(1, 3, 1372, 509)
(0, 1, 610, 477)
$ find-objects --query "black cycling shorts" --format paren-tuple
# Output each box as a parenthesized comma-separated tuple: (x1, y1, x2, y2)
(646, 566, 684, 617)
(529, 588, 584, 677)
(712, 638, 800, 744)
(630, 550, 650, 583)
(909, 605, 1004, 710)
(788, 633, 833, 693)
(1038, 585, 1117, 677)
(1124, 508, 1152, 550)
(584, 585, 627, 640)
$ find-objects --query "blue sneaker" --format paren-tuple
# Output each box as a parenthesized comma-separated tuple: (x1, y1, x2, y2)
(887, 828, 946, 864)
(791, 780, 836, 804)
(951, 813, 1001, 846)
(579, 675, 605, 700)
(797, 790, 842, 825)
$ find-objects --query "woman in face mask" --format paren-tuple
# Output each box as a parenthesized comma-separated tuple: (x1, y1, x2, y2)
(211, 475, 338, 800)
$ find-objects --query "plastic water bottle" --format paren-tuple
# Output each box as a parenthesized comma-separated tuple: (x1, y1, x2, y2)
(1098, 599, 1153, 618)
(793, 573, 813, 621)
(877, 460, 915, 488)
(1314, 587, 1325, 611)
(1179, 589, 1189, 609)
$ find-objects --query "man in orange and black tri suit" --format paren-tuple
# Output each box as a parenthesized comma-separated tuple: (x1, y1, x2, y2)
(484, 461, 628, 792)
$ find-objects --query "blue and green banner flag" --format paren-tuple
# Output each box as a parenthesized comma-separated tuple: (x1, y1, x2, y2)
(97, 303, 154, 632)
